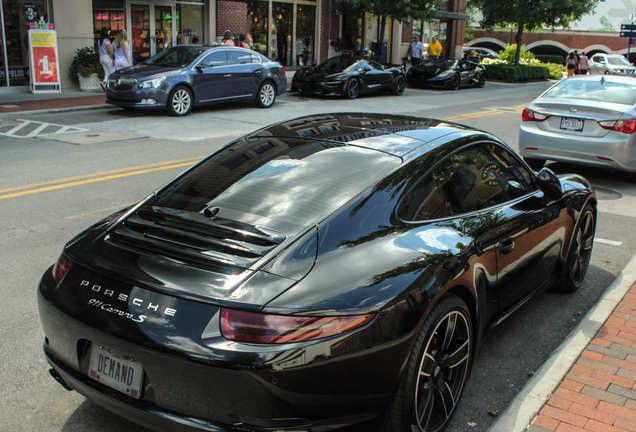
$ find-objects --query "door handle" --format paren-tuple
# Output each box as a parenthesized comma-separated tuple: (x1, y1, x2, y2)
(224, 74, 231, 78)
(499, 239, 515, 256)
(254, 70, 262, 74)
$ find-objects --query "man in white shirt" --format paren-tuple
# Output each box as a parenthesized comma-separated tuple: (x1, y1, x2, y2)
(410, 36, 424, 66)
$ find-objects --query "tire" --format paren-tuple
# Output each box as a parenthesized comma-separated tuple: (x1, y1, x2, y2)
(476, 74, 486, 88)
(255, 81, 276, 108)
(392, 75, 406, 96)
(604, 71, 610, 75)
(383, 294, 472, 432)
(523, 157, 545, 171)
(451, 74, 461, 91)
(166, 86, 193, 116)
(558, 203, 595, 293)
(346, 78, 360, 99)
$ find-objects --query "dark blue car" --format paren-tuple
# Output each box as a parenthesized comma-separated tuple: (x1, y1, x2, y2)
(106, 45, 287, 116)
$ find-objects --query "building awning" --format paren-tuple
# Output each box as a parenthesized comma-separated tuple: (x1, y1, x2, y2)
(438, 11, 469, 20)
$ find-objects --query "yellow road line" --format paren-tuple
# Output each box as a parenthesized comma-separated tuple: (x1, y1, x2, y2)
(0, 158, 202, 200)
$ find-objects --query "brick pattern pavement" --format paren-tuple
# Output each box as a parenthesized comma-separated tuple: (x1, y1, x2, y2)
(529, 283, 636, 432)
(0, 95, 106, 113)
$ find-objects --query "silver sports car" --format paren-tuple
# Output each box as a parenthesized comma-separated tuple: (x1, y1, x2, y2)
(519, 75, 636, 172)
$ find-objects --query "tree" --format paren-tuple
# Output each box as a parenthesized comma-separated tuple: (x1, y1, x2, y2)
(336, 0, 442, 45)
(467, 0, 597, 66)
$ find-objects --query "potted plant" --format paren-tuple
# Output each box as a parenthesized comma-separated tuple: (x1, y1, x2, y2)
(68, 46, 103, 91)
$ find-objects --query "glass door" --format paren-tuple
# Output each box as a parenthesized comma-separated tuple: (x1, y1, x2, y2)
(129, 2, 174, 65)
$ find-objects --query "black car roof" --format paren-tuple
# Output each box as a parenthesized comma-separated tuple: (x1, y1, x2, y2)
(244, 113, 480, 157)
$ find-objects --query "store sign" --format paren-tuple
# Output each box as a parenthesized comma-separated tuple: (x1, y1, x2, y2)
(22, 2, 40, 22)
(28, 29, 61, 92)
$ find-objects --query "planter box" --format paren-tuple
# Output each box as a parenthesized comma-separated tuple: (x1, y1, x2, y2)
(77, 73, 101, 91)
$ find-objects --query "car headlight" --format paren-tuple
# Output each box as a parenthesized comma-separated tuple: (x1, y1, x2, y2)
(138, 76, 166, 89)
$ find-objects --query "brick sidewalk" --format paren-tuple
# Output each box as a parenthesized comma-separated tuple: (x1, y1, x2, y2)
(529, 282, 636, 432)
(0, 95, 106, 114)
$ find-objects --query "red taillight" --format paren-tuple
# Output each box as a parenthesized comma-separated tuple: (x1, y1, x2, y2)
(522, 108, 549, 122)
(280, 66, 286, 75)
(220, 308, 375, 344)
(52, 254, 72, 282)
(598, 119, 636, 134)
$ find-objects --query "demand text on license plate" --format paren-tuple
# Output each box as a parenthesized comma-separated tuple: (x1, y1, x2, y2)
(88, 344, 144, 399)
(560, 117, 584, 132)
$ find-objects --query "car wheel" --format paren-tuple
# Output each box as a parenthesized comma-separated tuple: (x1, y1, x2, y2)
(604, 71, 611, 75)
(452, 75, 461, 91)
(558, 204, 595, 293)
(255, 81, 276, 108)
(523, 157, 545, 171)
(346, 78, 360, 99)
(393, 75, 406, 95)
(167, 86, 193, 116)
(383, 294, 472, 432)
(476, 74, 486, 88)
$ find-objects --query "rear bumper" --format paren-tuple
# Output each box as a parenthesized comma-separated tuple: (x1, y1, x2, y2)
(519, 124, 636, 173)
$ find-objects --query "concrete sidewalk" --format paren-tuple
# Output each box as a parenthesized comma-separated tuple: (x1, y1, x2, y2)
(1, 88, 635, 432)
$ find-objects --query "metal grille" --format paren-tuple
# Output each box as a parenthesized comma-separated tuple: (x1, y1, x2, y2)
(108, 78, 137, 91)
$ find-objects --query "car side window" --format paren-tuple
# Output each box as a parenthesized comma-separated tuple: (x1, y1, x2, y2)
(399, 142, 535, 222)
(199, 51, 228, 67)
(229, 51, 253, 65)
(250, 54, 262, 64)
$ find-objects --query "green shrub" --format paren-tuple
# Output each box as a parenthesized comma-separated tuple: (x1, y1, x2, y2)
(544, 63, 565, 79)
(484, 63, 550, 82)
(536, 54, 565, 65)
(499, 44, 535, 63)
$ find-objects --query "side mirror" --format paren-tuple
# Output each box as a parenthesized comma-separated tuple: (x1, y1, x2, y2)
(364, 65, 372, 72)
(536, 167, 562, 200)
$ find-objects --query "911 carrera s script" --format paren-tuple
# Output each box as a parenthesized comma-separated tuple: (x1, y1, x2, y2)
(88, 298, 147, 323)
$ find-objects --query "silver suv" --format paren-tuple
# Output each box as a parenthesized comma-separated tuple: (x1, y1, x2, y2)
(588, 53, 636, 75)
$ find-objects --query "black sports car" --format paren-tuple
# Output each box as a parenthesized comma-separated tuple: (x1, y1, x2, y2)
(407, 59, 486, 90)
(38, 113, 596, 432)
(106, 45, 287, 116)
(292, 55, 406, 99)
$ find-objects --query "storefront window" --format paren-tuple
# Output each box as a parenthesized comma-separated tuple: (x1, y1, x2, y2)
(131, 5, 149, 64)
(271, 2, 293, 66)
(363, 13, 391, 63)
(247, 2, 268, 55)
(296, 5, 315, 65)
(177, 3, 204, 45)
(2, 0, 49, 87)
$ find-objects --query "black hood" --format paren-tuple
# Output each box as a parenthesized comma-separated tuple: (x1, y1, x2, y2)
(110, 64, 183, 79)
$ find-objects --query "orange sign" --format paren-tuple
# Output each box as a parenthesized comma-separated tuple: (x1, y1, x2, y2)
(28, 30, 61, 92)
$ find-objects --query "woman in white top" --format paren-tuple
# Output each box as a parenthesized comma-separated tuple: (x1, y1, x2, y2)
(98, 29, 114, 91)
(113, 29, 131, 71)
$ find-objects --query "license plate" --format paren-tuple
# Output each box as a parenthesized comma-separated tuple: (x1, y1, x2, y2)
(88, 345, 144, 399)
(560, 117, 584, 132)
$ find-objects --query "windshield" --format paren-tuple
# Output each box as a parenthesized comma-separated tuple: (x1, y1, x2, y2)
(317, 56, 360, 73)
(608, 56, 631, 66)
(544, 78, 636, 105)
(145, 47, 206, 68)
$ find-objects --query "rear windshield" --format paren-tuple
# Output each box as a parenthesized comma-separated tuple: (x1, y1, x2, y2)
(152, 138, 400, 226)
(543, 78, 636, 105)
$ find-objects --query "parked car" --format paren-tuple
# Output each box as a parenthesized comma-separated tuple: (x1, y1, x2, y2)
(291, 55, 406, 99)
(462, 46, 500, 62)
(106, 45, 287, 116)
(39, 112, 597, 432)
(588, 53, 636, 76)
(407, 58, 486, 89)
(520, 75, 636, 172)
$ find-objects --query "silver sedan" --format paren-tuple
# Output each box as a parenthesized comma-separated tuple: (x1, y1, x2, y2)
(519, 75, 636, 173)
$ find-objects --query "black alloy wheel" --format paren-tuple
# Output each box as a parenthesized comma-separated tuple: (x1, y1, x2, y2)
(167, 86, 193, 116)
(346, 78, 360, 99)
(393, 75, 406, 95)
(255, 81, 276, 108)
(559, 203, 595, 292)
(452, 74, 461, 91)
(476, 74, 486, 88)
(383, 294, 472, 432)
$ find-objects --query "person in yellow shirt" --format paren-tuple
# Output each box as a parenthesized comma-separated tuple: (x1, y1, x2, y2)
(427, 36, 443, 58)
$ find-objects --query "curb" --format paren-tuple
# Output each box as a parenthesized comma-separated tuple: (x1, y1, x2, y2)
(488, 252, 636, 432)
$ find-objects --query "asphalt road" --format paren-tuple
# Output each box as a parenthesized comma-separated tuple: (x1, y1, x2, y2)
(1, 82, 635, 432)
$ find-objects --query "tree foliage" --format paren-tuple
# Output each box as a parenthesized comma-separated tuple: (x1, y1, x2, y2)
(468, 0, 597, 65)
(337, 0, 442, 43)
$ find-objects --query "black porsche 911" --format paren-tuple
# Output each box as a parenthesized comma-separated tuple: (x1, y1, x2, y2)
(292, 55, 406, 98)
(407, 58, 486, 90)
(38, 113, 596, 432)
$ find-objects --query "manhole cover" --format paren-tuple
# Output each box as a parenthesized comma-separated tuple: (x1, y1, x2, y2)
(594, 187, 622, 200)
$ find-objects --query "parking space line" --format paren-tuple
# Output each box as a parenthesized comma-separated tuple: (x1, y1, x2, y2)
(595, 238, 623, 247)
